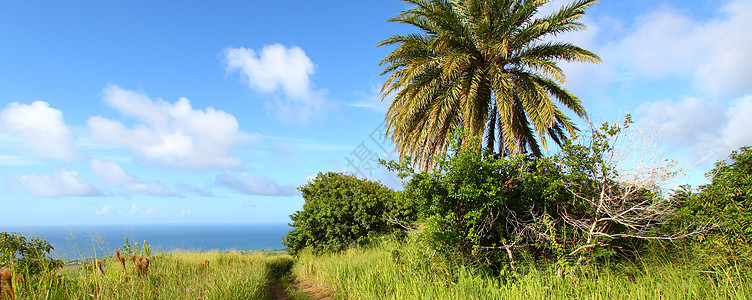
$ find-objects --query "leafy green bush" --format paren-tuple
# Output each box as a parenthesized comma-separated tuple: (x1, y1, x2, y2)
(283, 172, 412, 255)
(396, 120, 683, 271)
(676, 146, 752, 252)
(394, 136, 568, 270)
(0, 232, 62, 274)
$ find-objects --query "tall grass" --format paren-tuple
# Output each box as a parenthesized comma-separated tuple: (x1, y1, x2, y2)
(293, 239, 752, 299)
(12, 251, 295, 299)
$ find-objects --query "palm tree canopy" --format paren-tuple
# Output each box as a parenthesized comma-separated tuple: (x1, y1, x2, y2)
(379, 0, 601, 169)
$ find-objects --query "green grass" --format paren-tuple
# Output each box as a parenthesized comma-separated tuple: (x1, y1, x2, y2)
(292, 240, 752, 300)
(9, 250, 298, 300)
(6, 242, 750, 299)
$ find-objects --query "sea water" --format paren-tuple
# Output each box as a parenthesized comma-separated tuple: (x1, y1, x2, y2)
(2, 223, 292, 260)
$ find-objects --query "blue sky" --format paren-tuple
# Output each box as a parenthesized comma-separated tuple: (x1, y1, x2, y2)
(1, 0, 750, 226)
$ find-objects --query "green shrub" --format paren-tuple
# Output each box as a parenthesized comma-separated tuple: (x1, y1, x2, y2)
(395, 135, 569, 270)
(283, 172, 413, 255)
(396, 120, 683, 271)
(0, 232, 62, 274)
(676, 146, 752, 253)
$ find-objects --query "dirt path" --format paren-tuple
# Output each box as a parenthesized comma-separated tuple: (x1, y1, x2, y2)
(268, 276, 333, 300)
(269, 281, 290, 300)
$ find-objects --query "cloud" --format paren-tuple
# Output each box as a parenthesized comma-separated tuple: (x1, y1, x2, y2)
(175, 183, 214, 197)
(16, 170, 99, 197)
(87, 84, 260, 170)
(89, 158, 177, 196)
(590, 0, 752, 98)
(95, 205, 114, 215)
(215, 172, 297, 196)
(0, 101, 78, 160)
(636, 95, 752, 159)
(346, 84, 393, 112)
(143, 207, 158, 215)
(123, 182, 175, 197)
(224, 44, 314, 98)
(223, 44, 331, 123)
(126, 204, 139, 215)
(692, 0, 752, 97)
(90, 159, 134, 184)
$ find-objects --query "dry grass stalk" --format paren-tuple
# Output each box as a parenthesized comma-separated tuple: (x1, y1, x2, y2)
(141, 257, 150, 276)
(96, 260, 105, 276)
(0, 268, 13, 299)
(134, 256, 150, 277)
(115, 250, 126, 271)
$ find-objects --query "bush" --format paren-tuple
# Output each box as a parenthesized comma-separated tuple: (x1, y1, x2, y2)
(676, 146, 752, 252)
(395, 136, 568, 271)
(283, 172, 412, 255)
(396, 120, 685, 271)
(0, 232, 62, 275)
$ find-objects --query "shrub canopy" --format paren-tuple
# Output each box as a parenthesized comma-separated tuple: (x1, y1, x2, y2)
(283, 172, 411, 255)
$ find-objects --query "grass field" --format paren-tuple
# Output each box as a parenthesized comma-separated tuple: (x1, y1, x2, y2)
(292, 240, 752, 300)
(4, 242, 751, 299)
(6, 249, 297, 300)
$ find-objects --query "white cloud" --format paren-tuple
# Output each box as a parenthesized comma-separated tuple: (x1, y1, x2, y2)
(224, 44, 314, 98)
(612, 8, 702, 78)
(216, 172, 297, 196)
(175, 183, 214, 197)
(693, 0, 752, 97)
(89, 158, 177, 196)
(721, 95, 752, 150)
(223, 44, 331, 123)
(17, 170, 99, 197)
(87, 84, 260, 170)
(126, 204, 139, 215)
(90, 159, 134, 184)
(143, 207, 157, 215)
(590, 0, 752, 98)
(124, 182, 175, 197)
(0, 101, 78, 160)
(636, 95, 752, 159)
(96, 205, 114, 215)
(347, 84, 393, 112)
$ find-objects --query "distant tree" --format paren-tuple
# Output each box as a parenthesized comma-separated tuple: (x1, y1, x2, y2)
(0, 232, 62, 275)
(283, 172, 412, 255)
(379, 0, 600, 169)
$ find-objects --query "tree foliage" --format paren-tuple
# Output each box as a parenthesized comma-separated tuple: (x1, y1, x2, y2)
(676, 146, 752, 251)
(379, 0, 600, 169)
(0, 232, 62, 275)
(394, 137, 566, 270)
(283, 172, 412, 255)
(395, 119, 690, 271)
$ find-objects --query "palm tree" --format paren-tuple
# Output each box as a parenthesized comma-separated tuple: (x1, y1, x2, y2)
(379, 0, 600, 169)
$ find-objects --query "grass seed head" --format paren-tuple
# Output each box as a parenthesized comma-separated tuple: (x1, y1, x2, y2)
(96, 260, 105, 276)
(0, 268, 13, 298)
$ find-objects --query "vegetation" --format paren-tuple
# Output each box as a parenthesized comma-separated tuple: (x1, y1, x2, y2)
(0, 232, 62, 275)
(382, 118, 689, 274)
(675, 146, 752, 255)
(282, 120, 750, 299)
(293, 238, 752, 299)
(0, 235, 301, 300)
(379, 0, 601, 168)
(4, 1, 749, 299)
(283, 172, 414, 255)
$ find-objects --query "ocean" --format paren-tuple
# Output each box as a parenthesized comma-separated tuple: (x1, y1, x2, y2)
(2, 223, 292, 260)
